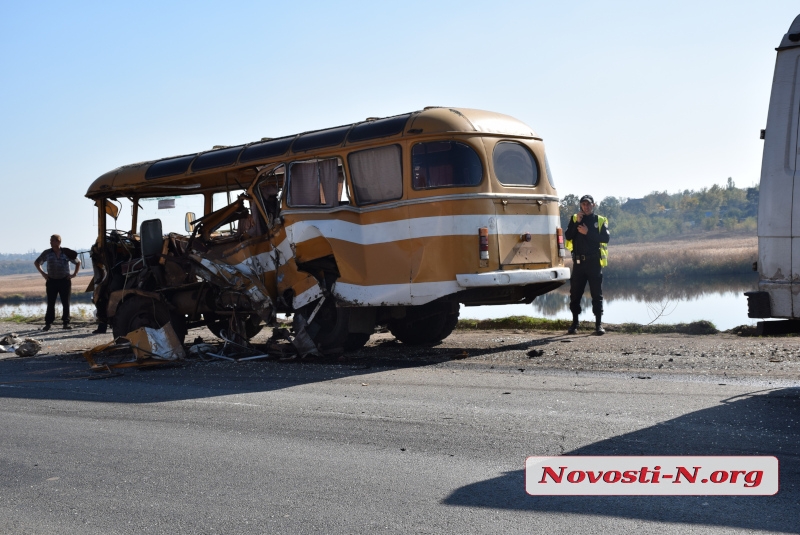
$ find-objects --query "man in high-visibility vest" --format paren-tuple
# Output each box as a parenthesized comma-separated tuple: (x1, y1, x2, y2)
(564, 195, 610, 335)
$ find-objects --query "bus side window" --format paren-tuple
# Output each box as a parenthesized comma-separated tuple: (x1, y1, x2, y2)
(412, 141, 482, 189)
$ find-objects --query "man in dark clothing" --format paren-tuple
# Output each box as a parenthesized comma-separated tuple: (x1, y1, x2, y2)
(564, 195, 610, 335)
(34, 234, 81, 331)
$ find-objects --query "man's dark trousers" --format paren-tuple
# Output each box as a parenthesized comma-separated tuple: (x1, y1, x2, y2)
(569, 257, 603, 317)
(45, 277, 71, 326)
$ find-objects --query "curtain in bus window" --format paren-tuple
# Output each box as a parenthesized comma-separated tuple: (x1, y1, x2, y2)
(318, 158, 338, 207)
(290, 159, 339, 207)
(290, 162, 319, 205)
(348, 145, 402, 205)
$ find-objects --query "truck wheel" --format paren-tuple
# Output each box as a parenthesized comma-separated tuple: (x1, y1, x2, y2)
(112, 296, 187, 343)
(389, 306, 460, 346)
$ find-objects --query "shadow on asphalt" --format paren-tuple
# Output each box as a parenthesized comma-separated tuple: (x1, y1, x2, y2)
(0, 334, 519, 404)
(442, 387, 800, 533)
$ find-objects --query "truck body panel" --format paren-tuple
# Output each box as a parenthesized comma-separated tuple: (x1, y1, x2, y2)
(749, 15, 800, 321)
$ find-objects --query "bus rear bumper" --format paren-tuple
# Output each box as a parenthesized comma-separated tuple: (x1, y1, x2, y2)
(456, 267, 570, 288)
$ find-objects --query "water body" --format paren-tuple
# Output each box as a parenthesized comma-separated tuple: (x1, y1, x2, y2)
(460, 274, 761, 331)
(0, 303, 97, 321)
(0, 274, 760, 331)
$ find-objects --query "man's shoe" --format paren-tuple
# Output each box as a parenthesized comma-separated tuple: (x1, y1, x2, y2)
(595, 324, 605, 335)
(42, 324, 51, 331)
(62, 324, 72, 330)
(567, 323, 579, 334)
(91, 324, 107, 335)
(595, 315, 605, 335)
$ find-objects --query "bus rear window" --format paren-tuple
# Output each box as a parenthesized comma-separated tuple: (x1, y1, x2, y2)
(412, 141, 482, 189)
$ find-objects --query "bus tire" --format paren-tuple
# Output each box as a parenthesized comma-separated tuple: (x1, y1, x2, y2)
(112, 296, 187, 344)
(295, 301, 350, 353)
(389, 306, 460, 346)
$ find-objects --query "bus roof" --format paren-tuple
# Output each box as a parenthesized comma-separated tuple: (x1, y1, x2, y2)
(85, 107, 540, 199)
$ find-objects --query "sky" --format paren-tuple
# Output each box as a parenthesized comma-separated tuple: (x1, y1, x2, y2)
(1, 1, 798, 253)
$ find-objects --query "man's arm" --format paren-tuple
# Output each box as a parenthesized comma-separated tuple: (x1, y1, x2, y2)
(64, 249, 81, 279)
(34, 251, 47, 280)
(582, 217, 602, 248)
(600, 219, 610, 244)
(564, 215, 578, 240)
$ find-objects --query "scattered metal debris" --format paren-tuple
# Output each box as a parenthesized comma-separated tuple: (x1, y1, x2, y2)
(126, 323, 185, 361)
(205, 329, 270, 362)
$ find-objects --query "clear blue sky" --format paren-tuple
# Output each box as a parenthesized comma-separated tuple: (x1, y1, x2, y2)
(1, 1, 797, 253)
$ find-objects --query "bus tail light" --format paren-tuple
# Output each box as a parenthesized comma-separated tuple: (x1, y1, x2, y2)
(479, 227, 489, 263)
(556, 227, 566, 258)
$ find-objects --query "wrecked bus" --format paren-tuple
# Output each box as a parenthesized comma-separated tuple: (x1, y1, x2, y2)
(85, 107, 569, 354)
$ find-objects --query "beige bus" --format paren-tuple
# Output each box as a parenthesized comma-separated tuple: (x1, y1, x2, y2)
(86, 107, 569, 354)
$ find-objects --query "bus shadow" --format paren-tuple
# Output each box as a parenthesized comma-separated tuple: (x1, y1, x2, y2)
(442, 387, 800, 533)
(0, 341, 475, 404)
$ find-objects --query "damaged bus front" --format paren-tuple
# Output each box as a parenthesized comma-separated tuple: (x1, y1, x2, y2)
(86, 107, 569, 354)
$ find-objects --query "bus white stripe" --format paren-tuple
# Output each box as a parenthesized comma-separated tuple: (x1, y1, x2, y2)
(284, 214, 559, 246)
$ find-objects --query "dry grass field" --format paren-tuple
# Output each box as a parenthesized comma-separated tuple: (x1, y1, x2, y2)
(0, 273, 94, 300)
(567, 234, 757, 279)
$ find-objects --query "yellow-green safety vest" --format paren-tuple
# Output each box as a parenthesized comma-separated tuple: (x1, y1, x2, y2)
(564, 214, 608, 267)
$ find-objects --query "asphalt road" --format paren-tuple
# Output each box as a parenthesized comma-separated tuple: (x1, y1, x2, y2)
(1, 347, 799, 534)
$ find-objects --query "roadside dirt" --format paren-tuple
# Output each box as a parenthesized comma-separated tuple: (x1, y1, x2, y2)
(2, 320, 799, 383)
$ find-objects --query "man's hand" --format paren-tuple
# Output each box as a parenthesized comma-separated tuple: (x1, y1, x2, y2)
(575, 213, 584, 223)
(577, 223, 589, 235)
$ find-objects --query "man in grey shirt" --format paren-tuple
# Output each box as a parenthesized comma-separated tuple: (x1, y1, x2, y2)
(34, 234, 80, 331)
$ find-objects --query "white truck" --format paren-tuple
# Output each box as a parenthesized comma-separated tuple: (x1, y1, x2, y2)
(746, 13, 800, 333)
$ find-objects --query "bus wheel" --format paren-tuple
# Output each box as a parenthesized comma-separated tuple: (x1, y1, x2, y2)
(205, 313, 263, 341)
(112, 296, 187, 343)
(389, 305, 459, 346)
(295, 300, 350, 353)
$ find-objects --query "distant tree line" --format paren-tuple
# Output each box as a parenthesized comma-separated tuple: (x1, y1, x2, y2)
(560, 178, 758, 243)
(0, 251, 40, 262)
(0, 250, 93, 276)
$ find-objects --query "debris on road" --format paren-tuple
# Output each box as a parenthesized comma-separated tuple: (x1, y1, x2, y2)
(15, 339, 42, 357)
(0, 334, 43, 357)
(83, 322, 186, 371)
